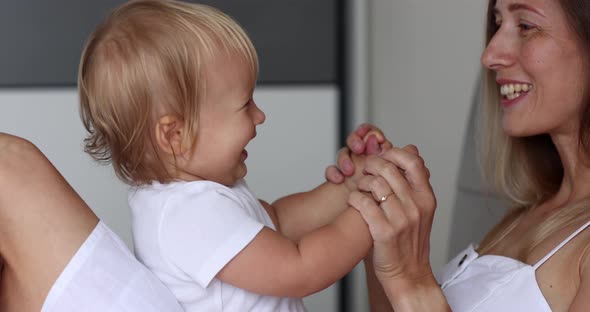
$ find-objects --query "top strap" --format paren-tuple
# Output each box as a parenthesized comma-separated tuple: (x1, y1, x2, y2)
(533, 219, 590, 270)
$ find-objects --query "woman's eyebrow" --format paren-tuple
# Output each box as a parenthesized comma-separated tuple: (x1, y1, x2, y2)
(494, 3, 546, 18)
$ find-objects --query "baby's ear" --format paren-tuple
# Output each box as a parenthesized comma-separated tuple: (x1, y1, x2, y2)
(154, 115, 187, 157)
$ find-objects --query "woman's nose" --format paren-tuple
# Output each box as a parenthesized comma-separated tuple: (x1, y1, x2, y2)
(481, 29, 515, 71)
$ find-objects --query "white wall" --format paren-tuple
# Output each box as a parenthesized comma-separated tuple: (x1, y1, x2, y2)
(369, 0, 488, 272)
(0, 86, 339, 311)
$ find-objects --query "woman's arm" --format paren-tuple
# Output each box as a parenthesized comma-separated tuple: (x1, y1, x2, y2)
(348, 147, 450, 311)
(0, 134, 99, 312)
(364, 254, 394, 312)
(365, 244, 448, 312)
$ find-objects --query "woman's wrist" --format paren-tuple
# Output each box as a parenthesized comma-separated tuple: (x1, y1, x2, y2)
(381, 274, 450, 312)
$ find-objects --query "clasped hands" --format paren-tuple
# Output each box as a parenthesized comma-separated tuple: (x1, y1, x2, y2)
(326, 124, 439, 297)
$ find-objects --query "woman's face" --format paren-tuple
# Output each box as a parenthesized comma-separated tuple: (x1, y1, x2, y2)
(481, 0, 589, 138)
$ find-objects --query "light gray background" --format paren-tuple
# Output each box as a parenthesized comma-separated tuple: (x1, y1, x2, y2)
(368, 0, 504, 273)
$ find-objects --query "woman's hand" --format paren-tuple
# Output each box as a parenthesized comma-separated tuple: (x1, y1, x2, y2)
(349, 146, 447, 310)
(325, 124, 392, 184)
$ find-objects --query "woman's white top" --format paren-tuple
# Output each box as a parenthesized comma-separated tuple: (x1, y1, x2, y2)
(438, 220, 590, 311)
(41, 221, 183, 312)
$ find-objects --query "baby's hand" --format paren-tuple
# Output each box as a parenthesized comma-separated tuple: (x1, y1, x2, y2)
(348, 124, 392, 156)
(340, 151, 366, 192)
(325, 124, 393, 189)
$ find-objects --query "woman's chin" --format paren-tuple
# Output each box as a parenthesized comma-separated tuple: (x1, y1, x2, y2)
(502, 120, 534, 138)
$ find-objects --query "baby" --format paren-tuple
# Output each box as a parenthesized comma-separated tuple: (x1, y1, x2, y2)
(78, 1, 378, 311)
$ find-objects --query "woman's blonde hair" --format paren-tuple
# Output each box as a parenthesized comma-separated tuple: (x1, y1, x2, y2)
(477, 0, 590, 257)
(79, 0, 258, 185)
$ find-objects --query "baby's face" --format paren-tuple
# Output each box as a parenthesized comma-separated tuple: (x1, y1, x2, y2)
(180, 54, 266, 186)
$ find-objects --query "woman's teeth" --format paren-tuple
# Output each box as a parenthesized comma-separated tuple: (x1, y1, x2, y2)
(500, 83, 533, 100)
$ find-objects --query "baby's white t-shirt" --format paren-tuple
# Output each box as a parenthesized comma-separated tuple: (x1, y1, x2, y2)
(129, 179, 307, 312)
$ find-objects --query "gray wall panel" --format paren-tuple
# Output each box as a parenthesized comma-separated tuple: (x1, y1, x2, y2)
(0, 0, 338, 86)
(198, 0, 337, 83)
(448, 191, 508, 259)
(0, 1, 120, 86)
(448, 81, 508, 259)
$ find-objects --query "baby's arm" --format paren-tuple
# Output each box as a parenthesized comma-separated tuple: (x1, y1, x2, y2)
(159, 183, 371, 299)
(268, 151, 365, 241)
(213, 134, 388, 297)
(270, 131, 390, 241)
(217, 206, 372, 298)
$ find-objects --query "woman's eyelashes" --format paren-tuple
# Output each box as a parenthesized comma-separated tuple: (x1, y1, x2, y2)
(493, 16, 538, 36)
(518, 20, 537, 35)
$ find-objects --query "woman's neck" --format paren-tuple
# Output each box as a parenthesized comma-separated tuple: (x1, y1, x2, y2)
(547, 132, 590, 210)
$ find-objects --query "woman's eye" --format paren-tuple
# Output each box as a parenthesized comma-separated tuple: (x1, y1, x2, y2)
(518, 22, 535, 33)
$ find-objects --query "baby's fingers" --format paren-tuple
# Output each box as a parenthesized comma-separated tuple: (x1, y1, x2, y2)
(325, 165, 345, 184)
(336, 147, 355, 176)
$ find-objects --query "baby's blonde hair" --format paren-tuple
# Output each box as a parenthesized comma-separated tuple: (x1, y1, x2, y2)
(79, 0, 258, 185)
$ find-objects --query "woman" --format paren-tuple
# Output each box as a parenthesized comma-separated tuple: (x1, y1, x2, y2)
(0, 133, 183, 312)
(329, 0, 590, 310)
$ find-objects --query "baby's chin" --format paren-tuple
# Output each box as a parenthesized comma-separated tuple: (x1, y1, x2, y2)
(222, 165, 247, 187)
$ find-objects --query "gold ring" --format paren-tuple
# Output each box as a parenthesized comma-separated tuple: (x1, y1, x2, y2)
(378, 192, 394, 204)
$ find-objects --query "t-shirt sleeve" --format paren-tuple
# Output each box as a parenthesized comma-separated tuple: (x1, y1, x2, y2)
(158, 187, 265, 288)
